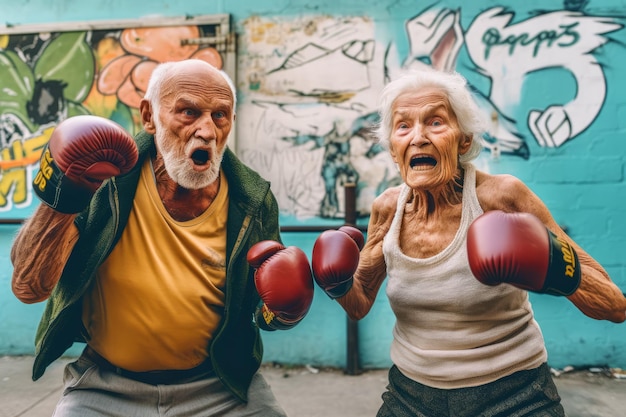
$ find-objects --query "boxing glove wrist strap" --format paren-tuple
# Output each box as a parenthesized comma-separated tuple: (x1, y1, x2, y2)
(543, 229, 581, 296)
(32, 146, 94, 214)
(255, 305, 303, 331)
(320, 279, 353, 299)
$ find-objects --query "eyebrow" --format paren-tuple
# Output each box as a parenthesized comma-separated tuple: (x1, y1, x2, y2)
(174, 97, 199, 109)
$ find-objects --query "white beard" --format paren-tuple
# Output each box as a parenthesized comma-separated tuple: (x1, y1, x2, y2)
(153, 118, 223, 190)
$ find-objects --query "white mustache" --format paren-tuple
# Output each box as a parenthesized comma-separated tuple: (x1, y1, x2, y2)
(185, 137, 215, 155)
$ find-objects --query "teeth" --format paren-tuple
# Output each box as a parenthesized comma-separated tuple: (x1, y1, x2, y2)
(410, 165, 433, 171)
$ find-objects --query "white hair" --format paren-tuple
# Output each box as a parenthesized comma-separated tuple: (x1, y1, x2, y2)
(375, 69, 488, 162)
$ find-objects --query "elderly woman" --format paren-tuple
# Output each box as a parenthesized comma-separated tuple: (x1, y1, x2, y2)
(312, 68, 626, 416)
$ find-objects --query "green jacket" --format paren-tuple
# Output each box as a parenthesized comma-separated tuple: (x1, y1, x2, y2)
(31, 131, 281, 402)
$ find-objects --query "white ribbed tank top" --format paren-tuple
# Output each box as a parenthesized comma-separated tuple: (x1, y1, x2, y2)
(383, 163, 547, 388)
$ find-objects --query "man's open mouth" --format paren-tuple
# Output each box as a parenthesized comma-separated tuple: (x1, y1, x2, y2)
(191, 149, 210, 166)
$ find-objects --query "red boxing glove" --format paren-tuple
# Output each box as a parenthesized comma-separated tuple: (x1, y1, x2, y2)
(247, 241, 314, 330)
(467, 210, 581, 296)
(312, 225, 364, 299)
(33, 115, 138, 213)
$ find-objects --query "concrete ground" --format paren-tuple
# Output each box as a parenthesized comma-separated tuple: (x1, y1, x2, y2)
(1, 355, 625, 417)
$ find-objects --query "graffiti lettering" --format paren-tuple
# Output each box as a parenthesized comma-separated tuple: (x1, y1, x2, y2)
(0, 126, 52, 210)
(0, 170, 27, 207)
(481, 22, 580, 59)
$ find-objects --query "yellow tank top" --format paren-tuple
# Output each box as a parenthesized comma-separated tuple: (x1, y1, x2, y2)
(82, 159, 228, 371)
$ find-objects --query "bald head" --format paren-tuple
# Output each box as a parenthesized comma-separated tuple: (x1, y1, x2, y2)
(143, 59, 236, 110)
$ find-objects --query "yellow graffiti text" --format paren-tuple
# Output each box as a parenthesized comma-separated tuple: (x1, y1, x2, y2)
(0, 126, 54, 208)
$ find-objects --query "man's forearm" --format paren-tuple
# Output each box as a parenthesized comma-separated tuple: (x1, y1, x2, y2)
(11, 205, 79, 303)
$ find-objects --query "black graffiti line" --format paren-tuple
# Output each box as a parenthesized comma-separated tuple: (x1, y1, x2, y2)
(481, 22, 580, 59)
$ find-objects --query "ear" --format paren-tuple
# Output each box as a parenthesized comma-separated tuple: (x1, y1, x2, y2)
(459, 135, 472, 155)
(140, 99, 156, 134)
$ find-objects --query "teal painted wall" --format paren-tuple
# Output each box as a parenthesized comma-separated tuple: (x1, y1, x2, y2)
(1, 0, 625, 372)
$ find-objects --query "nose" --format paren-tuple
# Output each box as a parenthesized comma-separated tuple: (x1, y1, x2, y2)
(409, 126, 430, 147)
(194, 118, 217, 142)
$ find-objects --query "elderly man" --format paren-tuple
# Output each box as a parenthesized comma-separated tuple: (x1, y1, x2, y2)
(12, 59, 313, 416)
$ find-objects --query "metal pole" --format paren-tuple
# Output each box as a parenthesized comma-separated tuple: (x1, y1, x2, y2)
(344, 183, 362, 375)
(0, 218, 24, 224)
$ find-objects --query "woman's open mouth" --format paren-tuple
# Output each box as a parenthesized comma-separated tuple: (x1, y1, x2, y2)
(410, 155, 437, 170)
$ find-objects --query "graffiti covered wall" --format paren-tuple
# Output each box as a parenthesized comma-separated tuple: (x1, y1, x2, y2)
(1, 4, 622, 225)
(1, 0, 625, 370)
(231, 1, 626, 368)
(0, 14, 233, 219)
(237, 16, 390, 221)
(235, 3, 625, 224)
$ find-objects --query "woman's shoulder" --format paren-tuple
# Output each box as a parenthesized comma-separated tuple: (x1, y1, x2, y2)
(475, 170, 524, 190)
(372, 185, 403, 211)
(475, 170, 532, 211)
(366, 185, 403, 240)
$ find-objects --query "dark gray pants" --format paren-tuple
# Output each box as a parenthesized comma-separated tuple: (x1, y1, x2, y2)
(377, 363, 565, 417)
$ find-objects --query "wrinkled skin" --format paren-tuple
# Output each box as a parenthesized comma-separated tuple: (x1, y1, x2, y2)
(335, 87, 626, 324)
(12, 60, 237, 302)
(140, 60, 235, 222)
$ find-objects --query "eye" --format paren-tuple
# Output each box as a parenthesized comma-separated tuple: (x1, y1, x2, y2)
(183, 108, 197, 117)
(429, 117, 444, 127)
(213, 110, 226, 120)
(394, 120, 410, 131)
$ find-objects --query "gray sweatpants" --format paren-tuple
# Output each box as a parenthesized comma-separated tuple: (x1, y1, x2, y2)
(52, 354, 288, 417)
